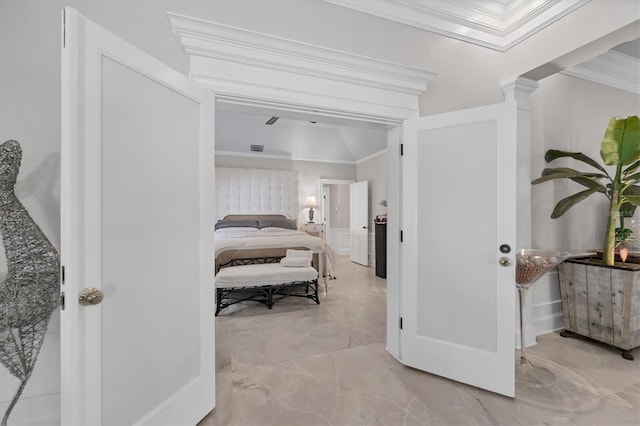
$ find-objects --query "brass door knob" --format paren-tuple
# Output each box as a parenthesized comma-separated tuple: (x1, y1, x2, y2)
(79, 288, 104, 306)
(499, 257, 512, 267)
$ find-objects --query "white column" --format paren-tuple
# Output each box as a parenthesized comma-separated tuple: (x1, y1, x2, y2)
(502, 77, 539, 348)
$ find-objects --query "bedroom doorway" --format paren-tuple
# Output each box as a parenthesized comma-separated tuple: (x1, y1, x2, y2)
(319, 179, 355, 256)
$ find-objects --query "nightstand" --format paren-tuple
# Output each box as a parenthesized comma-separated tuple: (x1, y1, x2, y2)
(304, 223, 323, 238)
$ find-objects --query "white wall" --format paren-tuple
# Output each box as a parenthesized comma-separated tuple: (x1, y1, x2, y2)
(215, 153, 356, 226)
(1, 0, 637, 422)
(530, 72, 640, 334)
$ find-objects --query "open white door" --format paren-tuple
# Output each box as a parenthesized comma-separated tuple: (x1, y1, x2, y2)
(401, 102, 517, 397)
(61, 8, 215, 425)
(350, 181, 369, 266)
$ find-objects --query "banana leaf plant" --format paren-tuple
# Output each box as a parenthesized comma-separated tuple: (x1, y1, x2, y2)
(532, 116, 640, 266)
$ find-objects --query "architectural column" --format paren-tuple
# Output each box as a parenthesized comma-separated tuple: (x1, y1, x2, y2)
(501, 77, 539, 348)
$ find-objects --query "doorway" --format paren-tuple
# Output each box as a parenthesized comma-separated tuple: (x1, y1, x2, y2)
(319, 179, 355, 256)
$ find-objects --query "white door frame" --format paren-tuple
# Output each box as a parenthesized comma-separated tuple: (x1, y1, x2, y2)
(168, 14, 535, 362)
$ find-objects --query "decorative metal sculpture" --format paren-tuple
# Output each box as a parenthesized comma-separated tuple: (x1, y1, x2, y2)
(0, 140, 59, 425)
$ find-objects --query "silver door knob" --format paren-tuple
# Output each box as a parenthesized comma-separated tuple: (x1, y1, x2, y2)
(499, 257, 512, 267)
(79, 287, 104, 306)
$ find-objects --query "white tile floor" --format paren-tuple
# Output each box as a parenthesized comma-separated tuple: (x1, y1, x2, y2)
(201, 255, 640, 426)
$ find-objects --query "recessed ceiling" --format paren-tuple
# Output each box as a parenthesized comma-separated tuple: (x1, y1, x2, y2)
(324, 0, 589, 51)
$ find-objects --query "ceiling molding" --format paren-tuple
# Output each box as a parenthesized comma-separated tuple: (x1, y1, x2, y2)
(167, 12, 436, 123)
(323, 0, 589, 51)
(561, 50, 640, 94)
(215, 150, 358, 165)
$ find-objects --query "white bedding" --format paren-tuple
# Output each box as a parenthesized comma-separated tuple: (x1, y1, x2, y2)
(214, 227, 327, 256)
(214, 226, 336, 280)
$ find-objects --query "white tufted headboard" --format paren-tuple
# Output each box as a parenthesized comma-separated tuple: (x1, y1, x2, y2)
(215, 167, 299, 221)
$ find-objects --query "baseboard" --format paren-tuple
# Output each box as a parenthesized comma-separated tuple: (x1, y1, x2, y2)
(532, 299, 564, 335)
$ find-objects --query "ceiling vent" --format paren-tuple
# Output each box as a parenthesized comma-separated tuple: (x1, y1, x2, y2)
(250, 144, 264, 152)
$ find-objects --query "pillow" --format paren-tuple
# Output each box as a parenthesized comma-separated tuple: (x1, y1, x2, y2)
(280, 257, 311, 267)
(286, 249, 312, 259)
(215, 220, 259, 230)
(258, 219, 297, 230)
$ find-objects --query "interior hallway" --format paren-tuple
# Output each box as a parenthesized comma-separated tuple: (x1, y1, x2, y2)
(202, 255, 640, 425)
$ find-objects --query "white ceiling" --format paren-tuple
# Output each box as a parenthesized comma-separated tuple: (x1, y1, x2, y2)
(216, 2, 638, 163)
(215, 110, 388, 163)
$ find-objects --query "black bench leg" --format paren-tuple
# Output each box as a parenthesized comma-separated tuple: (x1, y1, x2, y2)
(309, 281, 320, 305)
(215, 288, 223, 316)
(266, 288, 275, 309)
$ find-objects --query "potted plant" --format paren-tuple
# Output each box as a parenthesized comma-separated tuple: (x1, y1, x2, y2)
(532, 115, 640, 360)
(532, 116, 640, 265)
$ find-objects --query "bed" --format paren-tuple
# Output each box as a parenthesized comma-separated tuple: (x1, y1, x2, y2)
(214, 167, 335, 287)
(214, 214, 333, 286)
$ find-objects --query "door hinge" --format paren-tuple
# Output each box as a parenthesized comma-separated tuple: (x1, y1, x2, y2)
(400, 317, 403, 330)
(60, 292, 65, 310)
(61, 265, 65, 284)
(400, 230, 403, 242)
(400, 143, 404, 156)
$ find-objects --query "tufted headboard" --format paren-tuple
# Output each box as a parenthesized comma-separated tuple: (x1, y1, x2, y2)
(215, 167, 299, 221)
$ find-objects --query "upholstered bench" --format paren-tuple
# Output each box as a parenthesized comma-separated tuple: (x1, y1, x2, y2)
(215, 257, 319, 316)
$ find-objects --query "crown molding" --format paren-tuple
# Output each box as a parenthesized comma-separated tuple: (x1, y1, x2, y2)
(167, 12, 435, 96)
(561, 50, 640, 94)
(324, 0, 589, 51)
(215, 150, 357, 165)
(167, 13, 435, 123)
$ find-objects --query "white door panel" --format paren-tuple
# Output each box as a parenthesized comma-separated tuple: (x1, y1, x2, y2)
(350, 181, 369, 265)
(401, 102, 516, 397)
(61, 8, 215, 425)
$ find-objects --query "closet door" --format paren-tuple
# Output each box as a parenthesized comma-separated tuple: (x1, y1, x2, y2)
(61, 8, 215, 425)
(401, 102, 517, 397)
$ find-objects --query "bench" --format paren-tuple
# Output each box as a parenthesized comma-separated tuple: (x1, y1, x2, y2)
(215, 256, 319, 316)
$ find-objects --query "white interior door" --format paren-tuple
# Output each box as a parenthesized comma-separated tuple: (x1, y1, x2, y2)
(61, 8, 215, 425)
(350, 181, 369, 265)
(401, 102, 517, 397)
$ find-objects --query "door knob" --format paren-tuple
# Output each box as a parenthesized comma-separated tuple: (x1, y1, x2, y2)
(499, 257, 512, 267)
(79, 287, 104, 306)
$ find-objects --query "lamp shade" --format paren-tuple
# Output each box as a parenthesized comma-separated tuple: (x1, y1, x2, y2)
(305, 195, 318, 208)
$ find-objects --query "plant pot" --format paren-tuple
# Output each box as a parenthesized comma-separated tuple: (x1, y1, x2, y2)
(557, 257, 640, 360)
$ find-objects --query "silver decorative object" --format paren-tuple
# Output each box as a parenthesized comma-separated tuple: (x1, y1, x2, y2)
(0, 140, 59, 425)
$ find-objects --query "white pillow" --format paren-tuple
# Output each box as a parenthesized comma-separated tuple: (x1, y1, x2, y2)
(286, 249, 312, 259)
(280, 257, 311, 267)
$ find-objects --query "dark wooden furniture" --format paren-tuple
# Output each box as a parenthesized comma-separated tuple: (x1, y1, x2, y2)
(375, 222, 387, 278)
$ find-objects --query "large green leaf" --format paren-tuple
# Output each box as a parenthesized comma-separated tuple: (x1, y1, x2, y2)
(621, 185, 640, 209)
(570, 176, 607, 192)
(545, 150, 610, 176)
(621, 173, 640, 185)
(600, 116, 640, 166)
(550, 187, 601, 218)
(622, 195, 640, 207)
(623, 159, 640, 176)
(531, 167, 607, 185)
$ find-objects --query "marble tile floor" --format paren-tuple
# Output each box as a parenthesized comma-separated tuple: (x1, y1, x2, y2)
(200, 255, 640, 426)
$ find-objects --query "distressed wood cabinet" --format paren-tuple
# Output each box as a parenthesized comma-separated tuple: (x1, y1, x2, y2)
(557, 258, 640, 360)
